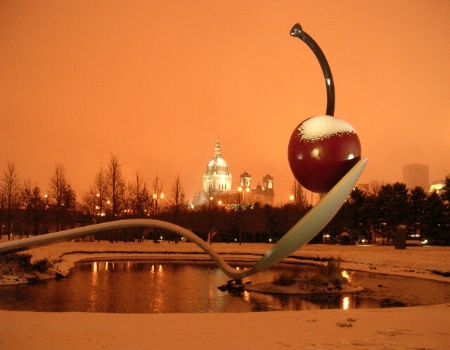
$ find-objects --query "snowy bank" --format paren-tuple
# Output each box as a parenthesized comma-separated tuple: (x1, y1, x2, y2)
(1, 240, 449, 349)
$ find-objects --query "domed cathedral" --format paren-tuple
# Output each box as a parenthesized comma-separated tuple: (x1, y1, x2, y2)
(193, 138, 233, 206)
(193, 139, 275, 207)
(202, 138, 232, 194)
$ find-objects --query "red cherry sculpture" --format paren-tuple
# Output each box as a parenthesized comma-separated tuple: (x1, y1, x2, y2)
(288, 115, 361, 193)
(288, 23, 362, 193)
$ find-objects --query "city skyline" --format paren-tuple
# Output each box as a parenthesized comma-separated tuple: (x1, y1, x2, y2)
(1, 1, 449, 204)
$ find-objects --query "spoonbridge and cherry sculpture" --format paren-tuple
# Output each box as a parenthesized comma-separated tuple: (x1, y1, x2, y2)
(0, 23, 367, 280)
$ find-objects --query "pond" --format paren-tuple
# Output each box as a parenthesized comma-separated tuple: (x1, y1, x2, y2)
(1, 260, 449, 313)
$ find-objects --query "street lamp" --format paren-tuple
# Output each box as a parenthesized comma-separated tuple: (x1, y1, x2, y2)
(96, 193, 102, 216)
(152, 193, 164, 242)
(237, 186, 250, 207)
(237, 186, 250, 245)
(152, 193, 164, 217)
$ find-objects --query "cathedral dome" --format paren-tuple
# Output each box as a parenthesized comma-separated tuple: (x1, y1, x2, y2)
(201, 138, 233, 196)
(206, 139, 229, 174)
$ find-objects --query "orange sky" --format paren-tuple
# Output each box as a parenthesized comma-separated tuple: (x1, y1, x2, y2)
(1, 1, 449, 204)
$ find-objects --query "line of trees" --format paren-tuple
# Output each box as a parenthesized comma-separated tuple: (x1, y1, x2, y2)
(1, 155, 449, 245)
(325, 180, 450, 245)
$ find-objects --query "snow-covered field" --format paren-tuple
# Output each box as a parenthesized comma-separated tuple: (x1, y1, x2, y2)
(1, 239, 449, 349)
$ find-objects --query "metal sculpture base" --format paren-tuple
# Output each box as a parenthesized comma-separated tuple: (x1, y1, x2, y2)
(0, 158, 367, 279)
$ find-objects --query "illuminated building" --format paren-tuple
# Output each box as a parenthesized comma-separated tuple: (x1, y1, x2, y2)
(193, 139, 275, 207)
(236, 172, 274, 206)
(202, 138, 232, 194)
(429, 180, 445, 194)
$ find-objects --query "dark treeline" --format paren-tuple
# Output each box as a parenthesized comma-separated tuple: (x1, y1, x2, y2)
(1, 156, 449, 245)
(324, 179, 450, 245)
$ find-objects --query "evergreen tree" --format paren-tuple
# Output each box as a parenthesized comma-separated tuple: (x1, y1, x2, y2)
(422, 191, 447, 244)
(409, 186, 427, 237)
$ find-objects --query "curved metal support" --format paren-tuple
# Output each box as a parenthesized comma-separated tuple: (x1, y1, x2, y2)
(0, 158, 367, 279)
(290, 23, 335, 116)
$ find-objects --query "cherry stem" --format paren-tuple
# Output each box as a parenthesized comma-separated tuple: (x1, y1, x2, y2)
(290, 23, 335, 116)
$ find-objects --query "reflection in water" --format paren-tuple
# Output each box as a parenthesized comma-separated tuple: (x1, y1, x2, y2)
(342, 296, 350, 310)
(149, 263, 164, 313)
(0, 261, 449, 314)
(88, 261, 99, 311)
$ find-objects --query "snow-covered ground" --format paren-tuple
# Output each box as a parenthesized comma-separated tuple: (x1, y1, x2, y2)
(1, 239, 449, 349)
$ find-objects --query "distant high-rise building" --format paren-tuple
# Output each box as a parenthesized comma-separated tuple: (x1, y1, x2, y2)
(403, 164, 429, 190)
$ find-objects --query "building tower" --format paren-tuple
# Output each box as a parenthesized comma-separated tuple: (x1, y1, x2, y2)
(239, 171, 252, 188)
(262, 174, 275, 204)
(403, 163, 429, 190)
(262, 174, 274, 192)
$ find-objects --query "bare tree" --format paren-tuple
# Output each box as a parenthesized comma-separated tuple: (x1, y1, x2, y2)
(117, 174, 150, 243)
(170, 174, 186, 225)
(1, 163, 21, 239)
(81, 167, 109, 241)
(22, 180, 46, 236)
(21, 180, 33, 237)
(105, 154, 125, 243)
(48, 163, 69, 231)
(369, 180, 385, 196)
(91, 167, 108, 218)
(150, 174, 164, 217)
(132, 172, 149, 217)
(290, 180, 308, 210)
(63, 184, 77, 210)
(122, 182, 133, 217)
(106, 154, 125, 220)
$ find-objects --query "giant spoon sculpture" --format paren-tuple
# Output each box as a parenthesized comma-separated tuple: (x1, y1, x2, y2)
(0, 23, 367, 280)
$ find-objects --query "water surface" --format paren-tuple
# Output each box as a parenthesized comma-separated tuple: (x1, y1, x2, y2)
(1, 260, 449, 313)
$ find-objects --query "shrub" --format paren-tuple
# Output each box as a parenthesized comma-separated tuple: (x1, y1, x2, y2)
(0, 253, 51, 276)
(325, 259, 346, 286)
(273, 270, 296, 285)
(32, 259, 51, 273)
(273, 259, 347, 287)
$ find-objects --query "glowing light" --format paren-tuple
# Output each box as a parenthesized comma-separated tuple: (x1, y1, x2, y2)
(342, 296, 350, 310)
(341, 270, 352, 284)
